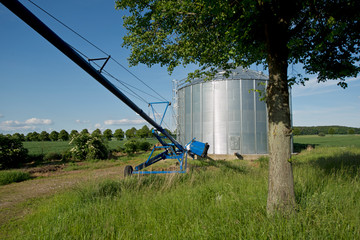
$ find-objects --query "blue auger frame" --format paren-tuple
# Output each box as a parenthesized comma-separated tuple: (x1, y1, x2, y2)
(132, 101, 191, 175)
(148, 101, 170, 126)
(132, 129, 193, 174)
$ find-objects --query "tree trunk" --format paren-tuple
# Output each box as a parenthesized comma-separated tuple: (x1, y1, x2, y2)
(264, 17, 296, 215)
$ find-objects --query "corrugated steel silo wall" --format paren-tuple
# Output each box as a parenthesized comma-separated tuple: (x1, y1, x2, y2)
(177, 79, 268, 154)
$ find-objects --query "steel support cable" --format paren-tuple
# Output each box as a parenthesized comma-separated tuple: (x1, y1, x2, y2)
(101, 71, 153, 104)
(91, 63, 149, 105)
(72, 46, 162, 102)
(69, 45, 149, 104)
(114, 85, 149, 104)
(110, 58, 168, 102)
(27, 0, 108, 56)
(71, 46, 149, 104)
(27, 0, 169, 102)
(101, 70, 165, 102)
(152, 108, 172, 130)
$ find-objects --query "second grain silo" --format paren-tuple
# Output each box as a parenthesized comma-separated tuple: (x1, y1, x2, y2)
(175, 66, 268, 158)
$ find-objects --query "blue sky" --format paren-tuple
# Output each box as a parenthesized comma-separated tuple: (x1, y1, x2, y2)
(0, 0, 359, 135)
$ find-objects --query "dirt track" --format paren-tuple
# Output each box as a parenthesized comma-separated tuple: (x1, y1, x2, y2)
(0, 165, 125, 226)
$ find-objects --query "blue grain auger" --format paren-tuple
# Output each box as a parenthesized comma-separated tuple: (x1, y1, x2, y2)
(1, 0, 209, 176)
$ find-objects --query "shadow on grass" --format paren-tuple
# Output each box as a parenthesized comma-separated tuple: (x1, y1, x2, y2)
(190, 157, 247, 174)
(295, 151, 360, 206)
(310, 152, 360, 178)
(25, 154, 71, 168)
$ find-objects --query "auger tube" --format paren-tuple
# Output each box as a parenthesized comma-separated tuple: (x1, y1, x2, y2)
(0, 0, 184, 151)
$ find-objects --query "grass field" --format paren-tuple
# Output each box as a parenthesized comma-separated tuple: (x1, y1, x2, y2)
(1, 146, 359, 239)
(1, 135, 359, 238)
(293, 134, 360, 148)
(23, 141, 71, 155)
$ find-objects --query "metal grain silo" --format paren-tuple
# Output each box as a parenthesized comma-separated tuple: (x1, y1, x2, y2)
(175, 66, 268, 157)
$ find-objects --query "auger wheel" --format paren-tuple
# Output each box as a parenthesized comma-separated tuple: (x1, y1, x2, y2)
(124, 165, 133, 177)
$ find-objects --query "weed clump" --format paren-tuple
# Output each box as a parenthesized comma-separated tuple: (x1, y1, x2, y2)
(70, 133, 108, 161)
(0, 170, 31, 185)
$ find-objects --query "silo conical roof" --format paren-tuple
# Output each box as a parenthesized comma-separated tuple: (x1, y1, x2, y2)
(177, 66, 268, 90)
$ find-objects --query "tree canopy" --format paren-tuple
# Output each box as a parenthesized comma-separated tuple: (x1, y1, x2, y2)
(136, 125, 151, 138)
(59, 130, 69, 141)
(116, 0, 359, 85)
(103, 129, 113, 141)
(40, 131, 50, 141)
(125, 127, 137, 139)
(91, 129, 102, 137)
(114, 129, 125, 140)
(49, 131, 59, 141)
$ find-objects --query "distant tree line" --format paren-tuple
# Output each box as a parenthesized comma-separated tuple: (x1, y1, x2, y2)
(3, 125, 175, 142)
(293, 126, 360, 136)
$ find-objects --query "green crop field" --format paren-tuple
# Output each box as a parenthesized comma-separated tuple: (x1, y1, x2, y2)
(293, 134, 360, 148)
(23, 141, 72, 155)
(23, 138, 158, 155)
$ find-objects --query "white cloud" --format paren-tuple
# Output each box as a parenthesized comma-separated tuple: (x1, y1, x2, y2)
(94, 123, 102, 128)
(76, 119, 90, 124)
(25, 118, 52, 125)
(293, 76, 360, 97)
(104, 119, 147, 125)
(2, 120, 20, 126)
(0, 118, 53, 131)
(0, 114, 4, 118)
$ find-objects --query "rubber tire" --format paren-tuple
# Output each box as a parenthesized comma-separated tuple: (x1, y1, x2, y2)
(124, 165, 133, 177)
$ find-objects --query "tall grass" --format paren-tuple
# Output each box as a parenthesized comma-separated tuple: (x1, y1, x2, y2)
(2, 147, 360, 239)
(0, 170, 31, 186)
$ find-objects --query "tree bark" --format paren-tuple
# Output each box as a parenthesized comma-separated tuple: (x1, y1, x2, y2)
(264, 16, 296, 215)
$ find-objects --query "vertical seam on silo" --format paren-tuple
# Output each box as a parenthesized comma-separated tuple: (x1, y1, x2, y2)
(213, 81, 215, 154)
(226, 80, 229, 155)
(240, 78, 243, 154)
(254, 79, 257, 154)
